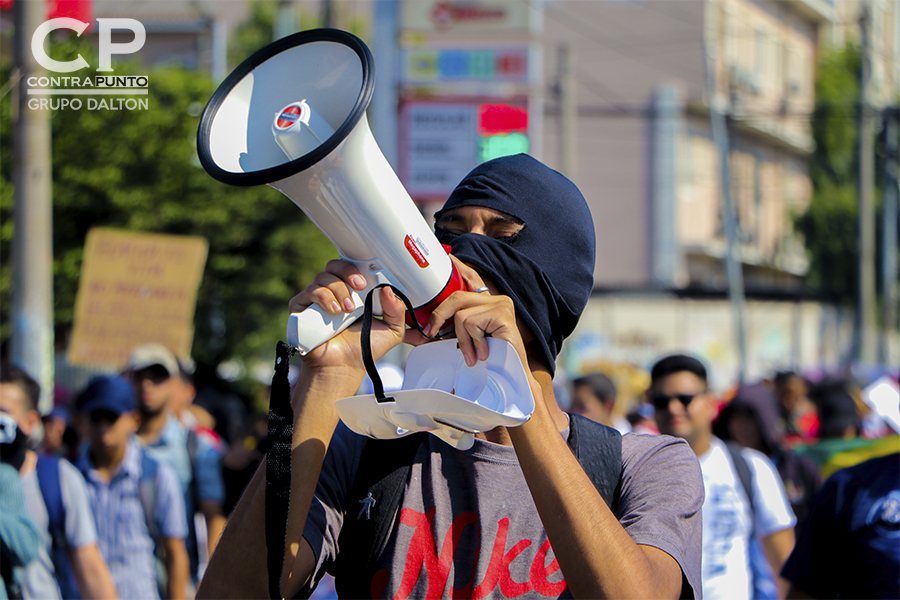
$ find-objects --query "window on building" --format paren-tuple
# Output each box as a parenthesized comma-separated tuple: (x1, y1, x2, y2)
(679, 127, 696, 186)
(784, 45, 801, 100)
(771, 35, 782, 86)
(754, 27, 768, 93)
(725, 7, 737, 70)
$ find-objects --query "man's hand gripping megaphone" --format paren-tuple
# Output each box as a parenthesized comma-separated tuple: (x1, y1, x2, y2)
(288, 252, 535, 389)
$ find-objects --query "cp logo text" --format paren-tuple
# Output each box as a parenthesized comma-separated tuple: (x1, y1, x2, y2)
(32, 18, 145, 73)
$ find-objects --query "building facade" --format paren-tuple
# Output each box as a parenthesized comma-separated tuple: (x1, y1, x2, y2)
(533, 0, 898, 390)
(539, 0, 827, 296)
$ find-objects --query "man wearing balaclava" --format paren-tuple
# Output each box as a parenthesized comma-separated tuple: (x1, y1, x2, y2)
(199, 155, 704, 599)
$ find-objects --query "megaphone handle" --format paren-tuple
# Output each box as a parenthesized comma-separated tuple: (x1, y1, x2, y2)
(287, 259, 392, 354)
(287, 302, 365, 355)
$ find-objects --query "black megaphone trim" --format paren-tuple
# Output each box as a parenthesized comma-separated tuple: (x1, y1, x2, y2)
(197, 28, 375, 187)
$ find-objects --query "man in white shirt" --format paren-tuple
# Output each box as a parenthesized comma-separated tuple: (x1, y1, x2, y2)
(650, 354, 796, 600)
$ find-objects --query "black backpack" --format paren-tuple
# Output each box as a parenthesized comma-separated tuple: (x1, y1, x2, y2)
(723, 442, 779, 600)
(267, 341, 623, 600)
(35, 456, 81, 600)
(324, 413, 623, 600)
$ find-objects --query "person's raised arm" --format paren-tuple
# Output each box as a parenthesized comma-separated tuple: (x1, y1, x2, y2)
(509, 391, 685, 599)
(424, 280, 689, 600)
(198, 263, 407, 599)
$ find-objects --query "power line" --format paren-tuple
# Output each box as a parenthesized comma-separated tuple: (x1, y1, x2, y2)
(544, 5, 703, 81)
(546, 97, 893, 122)
(542, 4, 897, 113)
(641, 0, 701, 28)
(547, 2, 896, 77)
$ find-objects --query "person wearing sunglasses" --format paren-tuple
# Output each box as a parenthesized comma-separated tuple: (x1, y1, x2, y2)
(650, 354, 796, 600)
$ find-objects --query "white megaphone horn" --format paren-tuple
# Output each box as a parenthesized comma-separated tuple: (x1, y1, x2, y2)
(197, 29, 465, 354)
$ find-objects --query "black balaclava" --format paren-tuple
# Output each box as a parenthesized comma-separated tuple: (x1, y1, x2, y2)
(434, 154, 595, 376)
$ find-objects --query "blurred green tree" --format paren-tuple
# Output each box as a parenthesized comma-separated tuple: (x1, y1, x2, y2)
(228, 0, 369, 71)
(795, 43, 896, 304)
(228, 0, 282, 70)
(794, 43, 861, 303)
(0, 34, 336, 371)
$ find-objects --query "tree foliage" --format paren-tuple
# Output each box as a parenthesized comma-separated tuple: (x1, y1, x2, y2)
(1, 33, 337, 372)
(228, 1, 283, 70)
(228, 0, 370, 71)
(795, 43, 866, 303)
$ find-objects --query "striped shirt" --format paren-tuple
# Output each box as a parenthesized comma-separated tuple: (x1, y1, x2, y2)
(77, 442, 186, 599)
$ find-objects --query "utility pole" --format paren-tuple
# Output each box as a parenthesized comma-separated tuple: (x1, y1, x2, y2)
(704, 26, 748, 383)
(274, 0, 296, 40)
(857, 5, 877, 365)
(371, 0, 399, 168)
(652, 85, 681, 288)
(321, 0, 334, 28)
(881, 106, 899, 365)
(558, 44, 577, 180)
(12, 0, 55, 413)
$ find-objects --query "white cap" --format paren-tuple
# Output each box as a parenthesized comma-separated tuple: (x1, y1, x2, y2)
(125, 343, 180, 378)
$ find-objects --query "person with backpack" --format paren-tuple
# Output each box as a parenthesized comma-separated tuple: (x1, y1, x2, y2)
(650, 354, 797, 600)
(198, 154, 704, 599)
(0, 365, 117, 600)
(124, 343, 228, 585)
(73, 375, 189, 600)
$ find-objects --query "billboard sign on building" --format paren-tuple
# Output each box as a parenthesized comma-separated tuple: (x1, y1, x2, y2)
(401, 102, 479, 197)
(402, 47, 529, 85)
(401, 0, 533, 33)
(400, 100, 529, 199)
(398, 0, 541, 202)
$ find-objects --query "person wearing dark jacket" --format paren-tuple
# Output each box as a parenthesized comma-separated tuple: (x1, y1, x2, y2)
(780, 452, 900, 599)
(714, 383, 822, 527)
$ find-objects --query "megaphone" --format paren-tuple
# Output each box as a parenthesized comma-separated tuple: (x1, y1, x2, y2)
(197, 29, 465, 354)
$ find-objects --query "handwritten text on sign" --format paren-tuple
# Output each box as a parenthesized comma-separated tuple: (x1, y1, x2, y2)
(67, 228, 208, 368)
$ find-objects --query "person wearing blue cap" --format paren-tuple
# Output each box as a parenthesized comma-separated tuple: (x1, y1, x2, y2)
(199, 154, 704, 599)
(73, 375, 189, 600)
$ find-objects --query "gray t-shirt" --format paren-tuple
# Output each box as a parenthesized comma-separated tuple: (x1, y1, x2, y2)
(303, 423, 703, 599)
(21, 457, 99, 600)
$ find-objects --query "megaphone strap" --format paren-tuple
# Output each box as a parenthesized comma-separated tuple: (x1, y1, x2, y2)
(266, 340, 297, 599)
(265, 288, 438, 598)
(360, 284, 440, 403)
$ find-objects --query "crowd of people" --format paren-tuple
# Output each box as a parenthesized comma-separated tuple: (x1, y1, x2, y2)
(0, 342, 239, 600)
(1, 153, 898, 599)
(574, 358, 900, 600)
